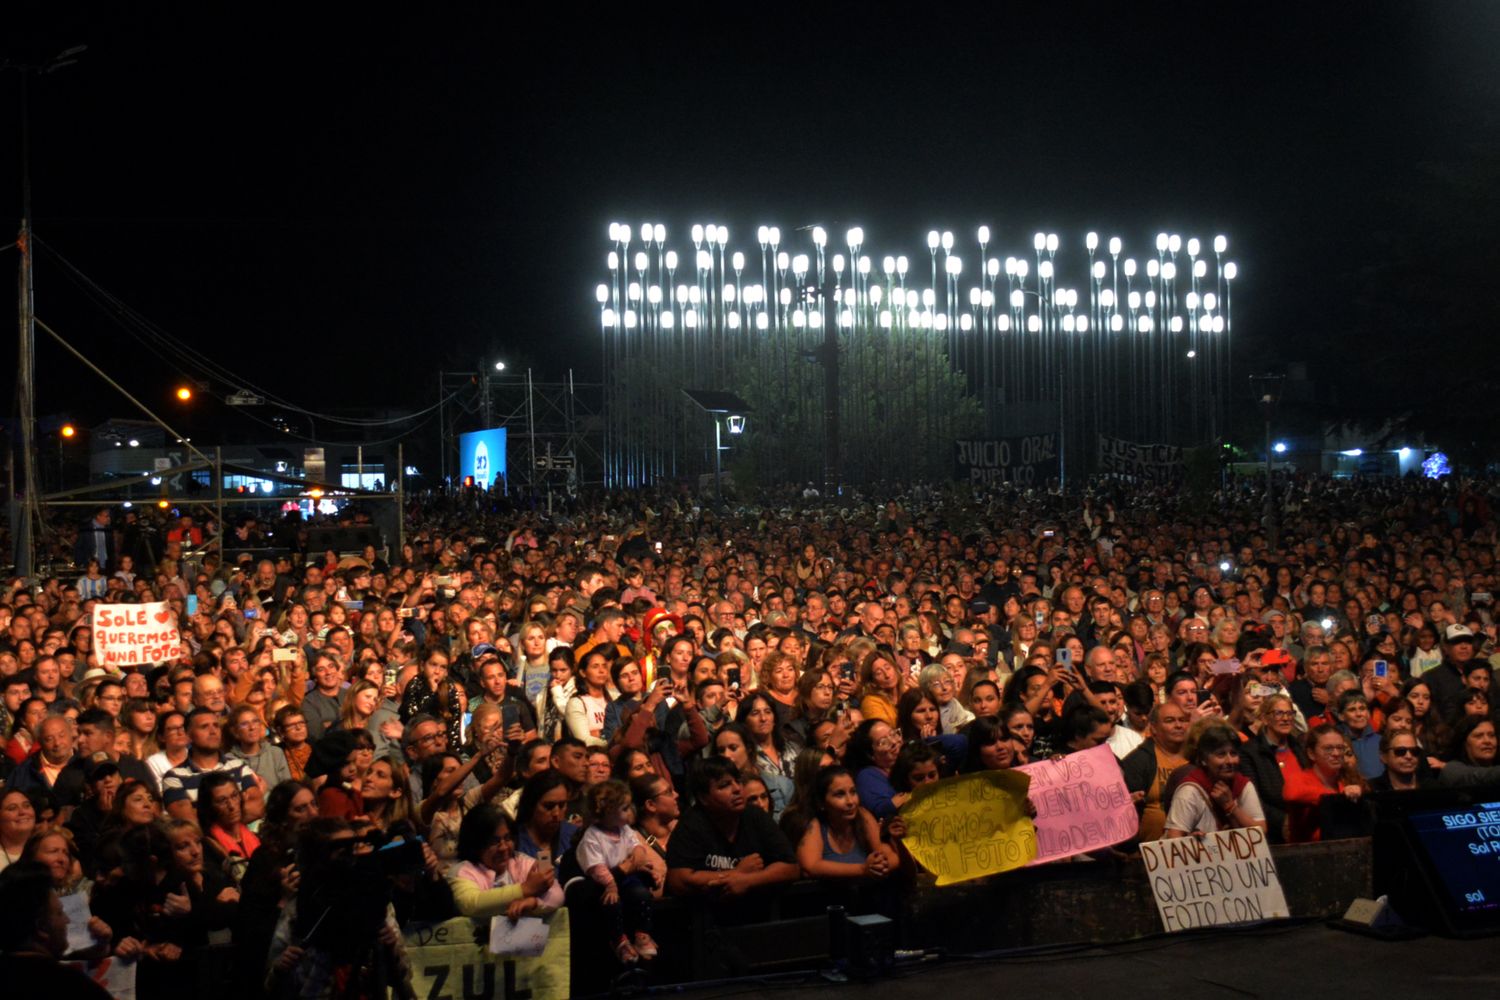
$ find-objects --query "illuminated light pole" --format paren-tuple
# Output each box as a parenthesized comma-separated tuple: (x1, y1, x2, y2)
(602, 224, 1235, 489)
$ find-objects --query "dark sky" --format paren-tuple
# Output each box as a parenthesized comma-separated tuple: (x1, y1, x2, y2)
(4, 2, 1498, 439)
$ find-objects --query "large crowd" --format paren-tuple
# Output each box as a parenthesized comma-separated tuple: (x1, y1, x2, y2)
(1, 474, 1499, 997)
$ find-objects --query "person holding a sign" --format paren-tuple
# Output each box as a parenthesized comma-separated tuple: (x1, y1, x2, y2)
(0, 862, 113, 998)
(1164, 721, 1268, 837)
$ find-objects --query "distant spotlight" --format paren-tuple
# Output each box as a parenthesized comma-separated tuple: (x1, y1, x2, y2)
(175, 386, 193, 401)
(128, 439, 140, 447)
(1273, 442, 1288, 454)
(1185, 350, 1196, 358)
(1397, 447, 1411, 459)
(61, 424, 77, 438)
(1341, 448, 1363, 457)
(494, 361, 507, 371)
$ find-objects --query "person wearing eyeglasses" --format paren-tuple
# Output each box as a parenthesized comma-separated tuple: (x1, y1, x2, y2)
(1282, 727, 1365, 842)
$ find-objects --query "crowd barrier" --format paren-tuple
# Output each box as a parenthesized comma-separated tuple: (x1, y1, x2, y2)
(108, 839, 1372, 999)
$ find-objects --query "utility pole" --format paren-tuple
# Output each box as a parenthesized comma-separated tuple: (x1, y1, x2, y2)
(15, 69, 38, 576)
(8, 44, 85, 576)
(479, 357, 492, 428)
(1249, 373, 1285, 554)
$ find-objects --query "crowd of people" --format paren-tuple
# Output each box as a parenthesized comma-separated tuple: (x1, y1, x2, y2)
(2, 473, 1499, 997)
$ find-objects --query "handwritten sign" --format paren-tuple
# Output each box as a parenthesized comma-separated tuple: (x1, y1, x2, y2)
(406, 912, 571, 999)
(898, 770, 1036, 885)
(1139, 826, 1289, 932)
(93, 602, 183, 668)
(1016, 743, 1138, 863)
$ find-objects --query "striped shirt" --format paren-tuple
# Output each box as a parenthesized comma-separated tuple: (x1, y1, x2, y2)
(160, 754, 258, 807)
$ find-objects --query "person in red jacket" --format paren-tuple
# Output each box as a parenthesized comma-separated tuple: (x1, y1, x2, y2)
(1282, 726, 1364, 843)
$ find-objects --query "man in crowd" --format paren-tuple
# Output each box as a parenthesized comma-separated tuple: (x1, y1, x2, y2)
(161, 707, 261, 820)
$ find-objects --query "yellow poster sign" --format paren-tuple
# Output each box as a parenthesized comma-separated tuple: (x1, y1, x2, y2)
(899, 770, 1037, 885)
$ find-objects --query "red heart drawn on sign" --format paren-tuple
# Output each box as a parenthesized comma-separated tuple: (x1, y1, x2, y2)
(154, 609, 172, 624)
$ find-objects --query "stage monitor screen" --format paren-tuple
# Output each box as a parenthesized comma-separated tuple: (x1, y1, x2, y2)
(458, 428, 507, 488)
(1406, 802, 1500, 919)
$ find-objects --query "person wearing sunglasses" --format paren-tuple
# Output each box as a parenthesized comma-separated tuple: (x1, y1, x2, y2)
(1368, 730, 1423, 792)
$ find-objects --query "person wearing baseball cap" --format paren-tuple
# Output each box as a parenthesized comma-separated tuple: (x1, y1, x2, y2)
(1427, 623, 1479, 721)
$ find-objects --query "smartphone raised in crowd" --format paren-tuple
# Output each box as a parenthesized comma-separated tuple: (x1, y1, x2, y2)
(186, 595, 198, 615)
(1374, 659, 1389, 680)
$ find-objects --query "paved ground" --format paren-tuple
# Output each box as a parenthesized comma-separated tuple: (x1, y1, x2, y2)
(662, 923, 1500, 999)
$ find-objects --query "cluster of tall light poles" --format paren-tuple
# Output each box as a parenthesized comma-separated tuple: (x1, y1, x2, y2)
(598, 223, 1236, 490)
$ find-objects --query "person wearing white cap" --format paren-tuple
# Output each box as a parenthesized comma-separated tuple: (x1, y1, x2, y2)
(1427, 624, 1480, 721)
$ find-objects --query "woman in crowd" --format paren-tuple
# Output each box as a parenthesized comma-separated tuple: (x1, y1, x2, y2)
(782, 669, 837, 750)
(1236, 693, 1308, 843)
(601, 658, 646, 743)
(515, 771, 579, 863)
(1164, 720, 1268, 837)
(896, 688, 942, 743)
(228, 703, 292, 791)
(22, 830, 102, 938)
(121, 699, 159, 760)
(857, 649, 906, 726)
(1002, 704, 1043, 763)
(1283, 727, 1365, 842)
(272, 706, 313, 781)
(778, 746, 841, 845)
(1436, 715, 1500, 787)
(919, 663, 973, 734)
(101, 779, 163, 844)
(961, 715, 1015, 773)
(795, 766, 899, 883)
(401, 646, 468, 750)
(757, 651, 802, 723)
(966, 678, 1005, 722)
(362, 755, 415, 833)
(738, 690, 796, 819)
(145, 710, 191, 790)
(511, 620, 554, 705)
(419, 739, 508, 867)
(630, 773, 678, 886)
(893, 622, 930, 678)
(1006, 612, 1040, 672)
(448, 804, 569, 999)
(196, 771, 261, 882)
(891, 741, 942, 791)
(846, 720, 907, 820)
(712, 721, 755, 777)
(0, 787, 38, 874)
(565, 650, 614, 747)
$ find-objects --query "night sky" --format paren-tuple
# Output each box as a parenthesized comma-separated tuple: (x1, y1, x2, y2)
(4, 3, 1498, 444)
